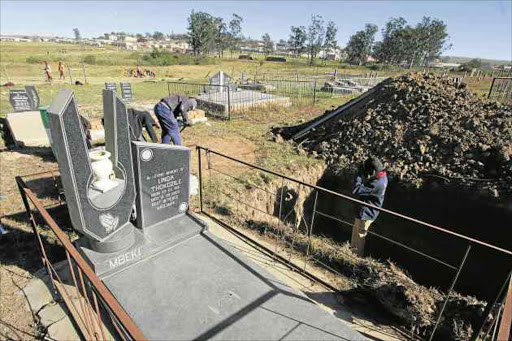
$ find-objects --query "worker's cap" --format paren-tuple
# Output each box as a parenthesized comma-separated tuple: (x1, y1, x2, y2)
(364, 157, 384, 173)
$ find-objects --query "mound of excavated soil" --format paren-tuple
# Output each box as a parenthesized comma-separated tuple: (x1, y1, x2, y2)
(287, 74, 512, 197)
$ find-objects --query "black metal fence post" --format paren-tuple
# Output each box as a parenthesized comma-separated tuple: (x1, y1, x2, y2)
(470, 270, 512, 341)
(226, 85, 231, 120)
(429, 243, 472, 341)
(197, 147, 204, 213)
(312, 79, 317, 105)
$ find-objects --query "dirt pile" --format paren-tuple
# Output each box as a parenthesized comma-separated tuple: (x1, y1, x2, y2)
(289, 74, 512, 197)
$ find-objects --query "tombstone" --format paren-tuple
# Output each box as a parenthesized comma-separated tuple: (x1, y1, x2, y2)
(48, 89, 136, 253)
(131, 142, 190, 230)
(25, 86, 40, 110)
(105, 82, 117, 93)
(9, 89, 31, 112)
(44, 86, 368, 341)
(119, 82, 133, 102)
(241, 70, 248, 85)
(209, 71, 232, 92)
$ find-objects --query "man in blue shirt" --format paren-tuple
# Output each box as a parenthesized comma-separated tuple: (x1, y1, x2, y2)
(351, 157, 388, 257)
(154, 95, 196, 146)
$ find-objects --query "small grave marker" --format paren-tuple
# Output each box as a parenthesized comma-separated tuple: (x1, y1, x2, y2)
(119, 82, 133, 102)
(25, 86, 40, 110)
(105, 82, 117, 93)
(9, 89, 31, 112)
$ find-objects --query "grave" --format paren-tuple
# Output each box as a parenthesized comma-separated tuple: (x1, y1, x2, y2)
(119, 82, 133, 102)
(5, 111, 49, 147)
(47, 89, 368, 340)
(9, 89, 31, 112)
(25, 86, 40, 110)
(104, 82, 117, 93)
(196, 90, 291, 118)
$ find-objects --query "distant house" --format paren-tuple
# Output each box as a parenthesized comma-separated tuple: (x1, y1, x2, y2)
(0, 36, 31, 42)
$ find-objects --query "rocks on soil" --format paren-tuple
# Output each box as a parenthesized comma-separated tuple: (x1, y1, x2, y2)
(278, 73, 512, 197)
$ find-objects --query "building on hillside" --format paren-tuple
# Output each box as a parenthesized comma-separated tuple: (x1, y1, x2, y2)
(0, 36, 31, 42)
(104, 34, 118, 41)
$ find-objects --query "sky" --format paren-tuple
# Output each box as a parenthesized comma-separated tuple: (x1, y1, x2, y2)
(1, 1, 511, 60)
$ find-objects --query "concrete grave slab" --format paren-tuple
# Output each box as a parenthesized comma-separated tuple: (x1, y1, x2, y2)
(102, 231, 369, 340)
(5, 111, 50, 147)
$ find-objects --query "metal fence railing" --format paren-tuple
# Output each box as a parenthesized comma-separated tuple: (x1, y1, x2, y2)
(196, 146, 512, 341)
(16, 172, 147, 341)
(168, 81, 310, 120)
(167, 75, 387, 120)
(488, 77, 512, 103)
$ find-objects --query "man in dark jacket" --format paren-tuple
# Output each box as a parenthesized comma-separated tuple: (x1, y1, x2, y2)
(128, 108, 159, 143)
(351, 157, 388, 256)
(154, 95, 196, 146)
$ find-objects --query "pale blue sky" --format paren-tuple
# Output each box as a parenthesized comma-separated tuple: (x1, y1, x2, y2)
(1, 1, 511, 60)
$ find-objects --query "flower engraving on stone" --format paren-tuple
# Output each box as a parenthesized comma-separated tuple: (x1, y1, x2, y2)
(99, 213, 119, 234)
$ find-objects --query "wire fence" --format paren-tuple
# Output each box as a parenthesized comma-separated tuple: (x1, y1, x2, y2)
(488, 77, 512, 103)
(196, 146, 512, 341)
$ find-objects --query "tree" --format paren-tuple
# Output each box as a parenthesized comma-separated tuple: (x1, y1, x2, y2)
(373, 16, 450, 67)
(345, 24, 378, 65)
(288, 26, 307, 57)
(307, 15, 325, 65)
(262, 33, 274, 56)
(323, 21, 338, 60)
(461, 58, 483, 70)
(187, 11, 217, 56)
(153, 31, 165, 41)
(214, 17, 228, 57)
(73, 28, 81, 42)
(228, 14, 243, 56)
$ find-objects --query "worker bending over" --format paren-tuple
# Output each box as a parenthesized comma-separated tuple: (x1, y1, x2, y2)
(154, 95, 196, 146)
(128, 108, 160, 143)
(351, 157, 388, 257)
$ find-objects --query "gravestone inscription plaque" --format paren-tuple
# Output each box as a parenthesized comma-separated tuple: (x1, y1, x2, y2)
(25, 86, 40, 110)
(132, 142, 190, 230)
(9, 89, 31, 112)
(119, 82, 133, 102)
(48, 89, 136, 253)
(105, 82, 117, 93)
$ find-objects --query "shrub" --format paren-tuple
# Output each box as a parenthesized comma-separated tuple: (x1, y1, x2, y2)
(26, 56, 42, 63)
(142, 49, 178, 66)
(82, 55, 97, 64)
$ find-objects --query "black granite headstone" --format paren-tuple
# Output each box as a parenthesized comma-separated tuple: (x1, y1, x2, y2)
(25, 86, 40, 110)
(105, 82, 117, 93)
(119, 82, 133, 102)
(48, 89, 136, 253)
(131, 142, 190, 230)
(9, 90, 31, 112)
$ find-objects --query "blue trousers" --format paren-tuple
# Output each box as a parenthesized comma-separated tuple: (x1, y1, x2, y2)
(155, 103, 182, 146)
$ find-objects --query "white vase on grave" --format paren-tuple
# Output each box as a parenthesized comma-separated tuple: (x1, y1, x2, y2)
(89, 150, 116, 193)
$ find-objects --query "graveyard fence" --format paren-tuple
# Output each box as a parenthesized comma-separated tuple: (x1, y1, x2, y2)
(167, 80, 317, 120)
(488, 77, 512, 103)
(195, 146, 512, 341)
(16, 172, 147, 341)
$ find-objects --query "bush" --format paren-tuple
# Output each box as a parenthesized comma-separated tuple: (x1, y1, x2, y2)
(367, 63, 394, 71)
(142, 49, 178, 66)
(82, 55, 97, 64)
(26, 56, 42, 63)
